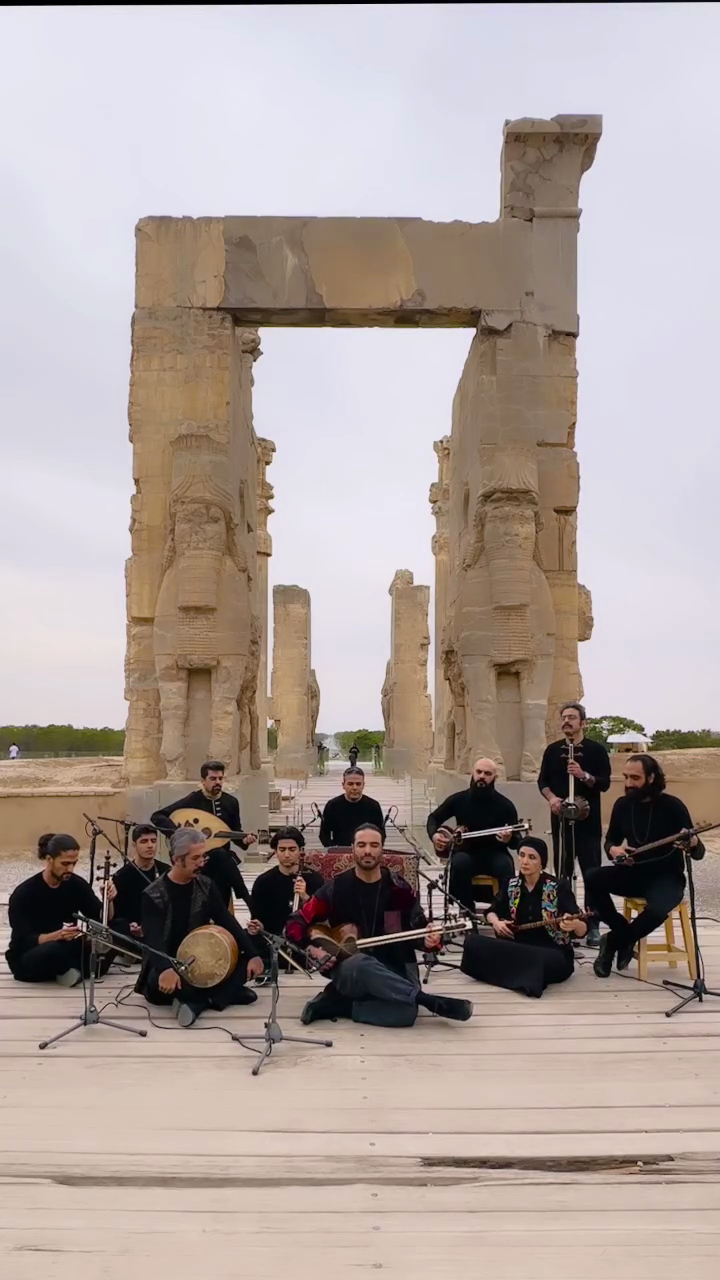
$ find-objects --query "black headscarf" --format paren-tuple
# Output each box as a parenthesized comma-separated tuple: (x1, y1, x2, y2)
(519, 836, 549, 869)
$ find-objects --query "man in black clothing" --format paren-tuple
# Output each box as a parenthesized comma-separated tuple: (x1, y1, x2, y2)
(537, 702, 611, 947)
(135, 828, 264, 1027)
(426, 758, 518, 913)
(150, 760, 255, 910)
(111, 824, 169, 950)
(247, 826, 324, 966)
(319, 767, 386, 848)
(588, 754, 704, 977)
(287, 824, 473, 1027)
(6, 834, 109, 986)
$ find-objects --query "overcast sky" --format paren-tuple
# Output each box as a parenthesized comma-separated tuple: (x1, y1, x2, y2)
(1, 4, 719, 737)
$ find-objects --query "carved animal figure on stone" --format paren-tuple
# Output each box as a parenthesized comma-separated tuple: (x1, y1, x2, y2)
(447, 447, 555, 781)
(153, 455, 258, 781)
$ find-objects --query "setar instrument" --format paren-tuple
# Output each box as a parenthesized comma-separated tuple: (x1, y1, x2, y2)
(613, 821, 720, 867)
(512, 910, 595, 934)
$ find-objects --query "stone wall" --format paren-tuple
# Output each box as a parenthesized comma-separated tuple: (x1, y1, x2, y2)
(382, 571, 433, 777)
(255, 437, 276, 765)
(440, 118, 601, 783)
(270, 586, 317, 779)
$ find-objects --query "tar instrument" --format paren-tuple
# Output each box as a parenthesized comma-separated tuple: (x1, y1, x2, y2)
(168, 808, 249, 854)
(513, 911, 595, 934)
(308, 918, 472, 970)
(449, 819, 532, 845)
(176, 924, 239, 987)
(613, 820, 720, 867)
(562, 740, 590, 822)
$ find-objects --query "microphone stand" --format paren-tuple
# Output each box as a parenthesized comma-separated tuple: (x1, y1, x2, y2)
(384, 813, 468, 983)
(237, 933, 332, 1076)
(664, 846, 720, 1017)
(98, 815, 136, 863)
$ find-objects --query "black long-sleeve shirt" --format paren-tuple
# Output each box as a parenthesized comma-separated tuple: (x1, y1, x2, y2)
(249, 865, 325, 937)
(286, 867, 425, 972)
(319, 794, 386, 848)
(150, 788, 251, 907)
(6, 872, 102, 966)
(537, 737, 611, 834)
(112, 859, 169, 926)
(604, 793, 705, 878)
(140, 875, 258, 962)
(426, 787, 519, 855)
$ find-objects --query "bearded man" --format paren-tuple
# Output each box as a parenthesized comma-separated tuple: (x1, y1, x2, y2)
(426, 757, 518, 914)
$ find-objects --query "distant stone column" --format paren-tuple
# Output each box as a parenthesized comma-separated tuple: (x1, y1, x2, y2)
(255, 438, 276, 766)
(429, 437, 451, 765)
(381, 571, 433, 777)
(271, 586, 316, 779)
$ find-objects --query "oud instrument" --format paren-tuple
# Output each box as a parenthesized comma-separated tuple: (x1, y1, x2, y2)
(613, 821, 720, 866)
(166, 808, 252, 854)
(449, 819, 532, 845)
(562, 740, 590, 822)
(308, 918, 472, 970)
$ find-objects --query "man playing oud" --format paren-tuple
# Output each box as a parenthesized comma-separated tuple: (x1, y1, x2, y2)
(151, 760, 255, 911)
(287, 823, 473, 1027)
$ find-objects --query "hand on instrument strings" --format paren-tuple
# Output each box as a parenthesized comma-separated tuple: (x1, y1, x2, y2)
(247, 956, 264, 981)
(559, 913, 582, 934)
(104, 881, 117, 902)
(497, 827, 513, 844)
(49, 926, 82, 942)
(432, 828, 452, 855)
(247, 918, 264, 936)
(158, 967, 181, 995)
(307, 943, 336, 973)
(549, 796, 564, 817)
(240, 832, 258, 849)
(130, 922, 143, 937)
(491, 918, 515, 940)
(567, 760, 585, 779)
(608, 845, 630, 861)
(424, 930, 443, 951)
(293, 875, 308, 901)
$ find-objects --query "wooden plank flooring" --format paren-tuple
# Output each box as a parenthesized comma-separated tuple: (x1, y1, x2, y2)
(2, 908, 720, 1277)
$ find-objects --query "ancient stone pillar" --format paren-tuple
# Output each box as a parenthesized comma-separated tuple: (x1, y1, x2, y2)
(442, 117, 600, 782)
(255, 438, 276, 766)
(270, 586, 316, 779)
(429, 437, 450, 765)
(381, 571, 433, 777)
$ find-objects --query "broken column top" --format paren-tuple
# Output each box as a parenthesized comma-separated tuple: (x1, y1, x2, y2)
(389, 570, 415, 593)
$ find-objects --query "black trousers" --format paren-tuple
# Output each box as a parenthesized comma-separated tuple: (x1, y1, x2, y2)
(141, 958, 250, 1012)
(330, 954, 420, 1027)
(584, 863, 685, 943)
(10, 938, 112, 983)
(550, 816, 602, 912)
(449, 846, 515, 912)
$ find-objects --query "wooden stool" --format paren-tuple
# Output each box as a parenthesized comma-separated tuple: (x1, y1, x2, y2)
(622, 898, 697, 981)
(471, 874, 499, 900)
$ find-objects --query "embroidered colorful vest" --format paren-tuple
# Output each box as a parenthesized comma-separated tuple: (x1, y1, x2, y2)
(507, 875, 568, 946)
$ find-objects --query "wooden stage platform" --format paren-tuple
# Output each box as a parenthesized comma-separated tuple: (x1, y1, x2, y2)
(2, 910, 720, 1278)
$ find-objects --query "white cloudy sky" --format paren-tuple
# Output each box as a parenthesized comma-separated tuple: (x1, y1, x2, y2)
(1, 4, 719, 736)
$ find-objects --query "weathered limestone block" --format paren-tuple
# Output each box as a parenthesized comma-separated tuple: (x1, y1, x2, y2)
(429, 438, 451, 764)
(255, 437, 276, 764)
(271, 586, 316, 779)
(382, 571, 433, 778)
(124, 307, 262, 784)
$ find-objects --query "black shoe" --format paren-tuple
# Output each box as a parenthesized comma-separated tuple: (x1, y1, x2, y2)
(417, 992, 473, 1021)
(300, 987, 352, 1025)
(593, 932, 617, 978)
(616, 939, 636, 972)
(585, 924, 601, 949)
(235, 986, 258, 1005)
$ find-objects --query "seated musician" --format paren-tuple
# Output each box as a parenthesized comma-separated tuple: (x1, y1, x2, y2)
(135, 828, 264, 1027)
(426, 757, 518, 914)
(461, 836, 586, 998)
(587, 755, 705, 978)
(247, 826, 324, 967)
(150, 760, 255, 910)
(6, 834, 115, 987)
(111, 824, 169, 950)
(286, 823, 473, 1027)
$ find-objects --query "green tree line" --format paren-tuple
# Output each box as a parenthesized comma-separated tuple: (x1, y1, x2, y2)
(0, 725, 125, 756)
(585, 716, 720, 751)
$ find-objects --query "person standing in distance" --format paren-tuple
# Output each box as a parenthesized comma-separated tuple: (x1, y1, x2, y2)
(151, 760, 255, 910)
(319, 767, 386, 848)
(426, 758, 518, 914)
(537, 703, 611, 947)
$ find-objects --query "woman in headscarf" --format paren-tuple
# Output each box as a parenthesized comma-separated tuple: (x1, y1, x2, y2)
(460, 836, 588, 997)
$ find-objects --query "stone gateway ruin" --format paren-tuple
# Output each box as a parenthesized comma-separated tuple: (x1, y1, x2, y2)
(123, 114, 601, 812)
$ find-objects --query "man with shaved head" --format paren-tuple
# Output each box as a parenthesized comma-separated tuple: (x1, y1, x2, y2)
(426, 758, 519, 915)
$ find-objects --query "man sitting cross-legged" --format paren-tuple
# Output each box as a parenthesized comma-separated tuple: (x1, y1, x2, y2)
(135, 828, 264, 1027)
(286, 823, 473, 1027)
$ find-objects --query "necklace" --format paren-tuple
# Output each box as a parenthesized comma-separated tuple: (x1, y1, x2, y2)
(357, 878, 383, 938)
(630, 802, 654, 848)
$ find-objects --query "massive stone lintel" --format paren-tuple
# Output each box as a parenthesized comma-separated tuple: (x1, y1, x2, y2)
(381, 572, 433, 778)
(270, 586, 318, 780)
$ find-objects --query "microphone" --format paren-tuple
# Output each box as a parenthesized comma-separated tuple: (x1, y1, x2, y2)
(383, 804, 398, 827)
(311, 802, 324, 821)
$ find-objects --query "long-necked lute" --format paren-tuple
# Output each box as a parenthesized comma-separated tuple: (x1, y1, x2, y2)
(307, 918, 472, 971)
(513, 910, 595, 933)
(613, 821, 720, 866)
(440, 819, 532, 846)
